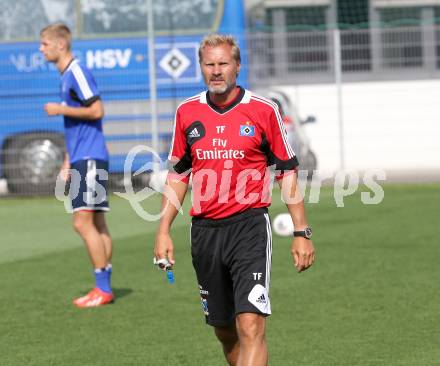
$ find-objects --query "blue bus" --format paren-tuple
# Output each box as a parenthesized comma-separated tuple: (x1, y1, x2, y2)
(0, 0, 246, 194)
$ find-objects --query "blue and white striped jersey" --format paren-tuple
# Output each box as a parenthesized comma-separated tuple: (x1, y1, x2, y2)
(61, 59, 108, 163)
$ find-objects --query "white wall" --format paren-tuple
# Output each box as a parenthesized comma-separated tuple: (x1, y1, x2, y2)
(279, 80, 440, 176)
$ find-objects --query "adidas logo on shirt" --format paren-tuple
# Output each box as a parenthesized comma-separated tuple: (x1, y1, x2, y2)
(256, 293, 266, 304)
(188, 128, 200, 138)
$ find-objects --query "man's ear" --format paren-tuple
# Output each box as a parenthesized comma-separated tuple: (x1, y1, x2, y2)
(236, 62, 241, 77)
(57, 38, 67, 52)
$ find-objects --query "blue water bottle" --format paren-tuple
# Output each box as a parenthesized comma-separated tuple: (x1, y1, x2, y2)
(166, 269, 175, 284)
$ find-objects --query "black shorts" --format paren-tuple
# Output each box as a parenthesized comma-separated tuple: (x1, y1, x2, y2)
(191, 208, 272, 327)
(70, 159, 109, 212)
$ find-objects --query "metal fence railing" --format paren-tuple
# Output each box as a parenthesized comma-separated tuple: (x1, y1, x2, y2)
(247, 26, 440, 87)
(245, 27, 440, 174)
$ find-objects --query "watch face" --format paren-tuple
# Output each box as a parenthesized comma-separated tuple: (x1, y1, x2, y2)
(304, 227, 312, 239)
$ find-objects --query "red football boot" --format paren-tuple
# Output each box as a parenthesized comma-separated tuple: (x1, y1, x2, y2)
(73, 288, 114, 308)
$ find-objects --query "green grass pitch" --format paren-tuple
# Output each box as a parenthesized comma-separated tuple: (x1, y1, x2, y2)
(1, 184, 439, 365)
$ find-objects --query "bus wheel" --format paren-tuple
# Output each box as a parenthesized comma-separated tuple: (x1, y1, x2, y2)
(3, 133, 65, 195)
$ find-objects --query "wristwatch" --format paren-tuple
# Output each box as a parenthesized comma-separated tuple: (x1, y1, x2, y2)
(293, 227, 313, 240)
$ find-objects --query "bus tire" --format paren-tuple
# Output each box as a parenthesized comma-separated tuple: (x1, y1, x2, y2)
(3, 133, 65, 195)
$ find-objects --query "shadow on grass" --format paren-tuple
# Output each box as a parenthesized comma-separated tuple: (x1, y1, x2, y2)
(113, 287, 133, 300)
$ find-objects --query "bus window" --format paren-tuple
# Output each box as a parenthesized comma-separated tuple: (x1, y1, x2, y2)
(81, 0, 222, 36)
(0, 0, 75, 41)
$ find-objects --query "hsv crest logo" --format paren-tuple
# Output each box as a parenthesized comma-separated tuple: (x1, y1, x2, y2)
(199, 285, 209, 315)
(240, 121, 255, 137)
(201, 298, 209, 315)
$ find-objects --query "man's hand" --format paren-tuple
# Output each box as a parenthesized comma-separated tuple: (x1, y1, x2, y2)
(59, 159, 71, 182)
(153, 179, 188, 272)
(44, 102, 64, 116)
(291, 238, 315, 273)
(154, 232, 175, 267)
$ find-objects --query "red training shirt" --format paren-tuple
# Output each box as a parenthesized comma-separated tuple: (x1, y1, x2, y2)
(168, 87, 298, 219)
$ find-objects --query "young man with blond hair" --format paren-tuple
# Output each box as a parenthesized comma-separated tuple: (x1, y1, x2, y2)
(40, 23, 113, 308)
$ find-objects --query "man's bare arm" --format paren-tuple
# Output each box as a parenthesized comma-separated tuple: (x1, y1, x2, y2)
(154, 177, 189, 265)
(44, 99, 104, 120)
(277, 172, 315, 272)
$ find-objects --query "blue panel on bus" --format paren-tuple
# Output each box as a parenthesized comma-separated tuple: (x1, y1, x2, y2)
(0, 0, 247, 179)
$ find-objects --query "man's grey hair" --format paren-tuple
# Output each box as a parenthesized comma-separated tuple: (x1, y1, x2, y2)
(198, 34, 241, 63)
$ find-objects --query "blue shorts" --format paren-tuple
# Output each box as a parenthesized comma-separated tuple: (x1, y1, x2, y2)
(69, 159, 109, 212)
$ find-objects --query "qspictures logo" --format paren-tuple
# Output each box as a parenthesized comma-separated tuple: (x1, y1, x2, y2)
(54, 145, 386, 221)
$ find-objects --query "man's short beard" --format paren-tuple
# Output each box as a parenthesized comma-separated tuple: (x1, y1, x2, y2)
(208, 81, 234, 95)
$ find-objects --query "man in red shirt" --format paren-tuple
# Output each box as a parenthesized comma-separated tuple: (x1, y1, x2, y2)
(154, 34, 315, 366)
